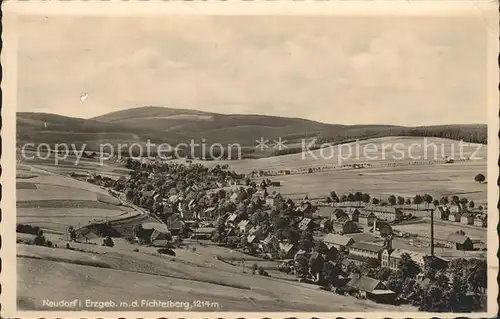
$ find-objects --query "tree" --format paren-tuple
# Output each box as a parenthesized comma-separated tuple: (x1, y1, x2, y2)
(386, 272, 404, 295)
(399, 253, 421, 279)
(330, 191, 339, 203)
(388, 195, 397, 206)
(299, 231, 314, 251)
(366, 257, 380, 269)
(397, 196, 406, 206)
(372, 198, 380, 205)
(478, 205, 484, 211)
(468, 201, 475, 208)
(423, 194, 433, 209)
(376, 267, 393, 281)
(474, 173, 485, 183)
(451, 195, 460, 205)
(459, 197, 468, 206)
(251, 263, 259, 274)
(361, 193, 371, 204)
(294, 254, 309, 279)
(440, 196, 449, 205)
(354, 192, 363, 205)
(413, 195, 423, 210)
(347, 193, 355, 202)
(321, 261, 343, 287)
(340, 194, 347, 202)
(314, 240, 329, 255)
(323, 219, 333, 233)
(433, 199, 440, 207)
(405, 198, 412, 205)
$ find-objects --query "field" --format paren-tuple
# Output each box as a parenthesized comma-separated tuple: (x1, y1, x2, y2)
(16, 162, 137, 234)
(210, 137, 487, 203)
(392, 220, 488, 242)
(14, 135, 489, 311)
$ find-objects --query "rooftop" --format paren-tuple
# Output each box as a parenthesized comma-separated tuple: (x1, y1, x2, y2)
(350, 241, 385, 253)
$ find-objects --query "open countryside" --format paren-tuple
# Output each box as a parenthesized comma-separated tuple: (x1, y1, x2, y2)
(16, 128, 488, 313)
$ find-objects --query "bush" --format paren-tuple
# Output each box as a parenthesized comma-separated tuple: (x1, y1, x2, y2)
(258, 266, 265, 275)
(133, 248, 139, 252)
(252, 263, 259, 273)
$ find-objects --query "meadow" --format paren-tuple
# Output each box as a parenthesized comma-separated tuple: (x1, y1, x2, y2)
(16, 163, 134, 234)
(213, 137, 488, 203)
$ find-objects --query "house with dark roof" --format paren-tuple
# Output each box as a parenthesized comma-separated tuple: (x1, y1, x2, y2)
(345, 208, 361, 222)
(279, 242, 298, 259)
(362, 205, 403, 222)
(346, 275, 396, 303)
(448, 211, 462, 222)
(237, 220, 252, 234)
(435, 205, 450, 220)
(358, 212, 376, 226)
(445, 233, 473, 250)
(348, 242, 385, 261)
(332, 209, 349, 221)
(266, 193, 283, 207)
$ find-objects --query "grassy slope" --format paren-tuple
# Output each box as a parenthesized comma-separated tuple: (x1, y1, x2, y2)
(17, 242, 416, 312)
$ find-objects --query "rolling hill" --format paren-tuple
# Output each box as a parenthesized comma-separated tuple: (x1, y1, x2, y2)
(17, 106, 487, 158)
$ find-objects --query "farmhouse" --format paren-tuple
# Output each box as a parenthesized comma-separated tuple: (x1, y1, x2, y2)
(348, 242, 385, 260)
(445, 233, 474, 251)
(331, 208, 347, 221)
(358, 213, 376, 226)
(323, 233, 355, 252)
(279, 242, 298, 259)
(345, 208, 361, 222)
(298, 217, 313, 231)
(363, 205, 403, 222)
(460, 213, 474, 225)
(226, 213, 238, 224)
(237, 220, 252, 234)
(346, 275, 396, 304)
(266, 193, 283, 207)
(448, 212, 461, 222)
(435, 206, 450, 220)
(260, 234, 279, 253)
(474, 215, 487, 228)
(295, 202, 314, 218)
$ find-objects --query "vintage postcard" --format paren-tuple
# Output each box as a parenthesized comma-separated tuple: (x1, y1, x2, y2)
(1, 0, 498, 318)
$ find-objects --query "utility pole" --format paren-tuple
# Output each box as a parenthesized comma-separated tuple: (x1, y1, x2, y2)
(430, 208, 434, 257)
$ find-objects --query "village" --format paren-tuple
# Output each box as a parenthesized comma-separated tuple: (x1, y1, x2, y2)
(74, 157, 488, 312)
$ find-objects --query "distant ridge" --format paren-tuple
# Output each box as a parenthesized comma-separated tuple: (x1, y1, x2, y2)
(17, 106, 487, 158)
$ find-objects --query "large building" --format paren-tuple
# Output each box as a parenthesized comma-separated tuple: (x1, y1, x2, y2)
(348, 242, 385, 261)
(362, 205, 403, 222)
(358, 213, 376, 226)
(323, 233, 355, 252)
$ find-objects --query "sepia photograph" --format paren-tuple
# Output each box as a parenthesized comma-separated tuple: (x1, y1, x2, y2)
(2, 1, 498, 317)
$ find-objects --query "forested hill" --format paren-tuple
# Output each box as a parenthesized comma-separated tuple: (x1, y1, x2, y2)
(17, 107, 486, 158)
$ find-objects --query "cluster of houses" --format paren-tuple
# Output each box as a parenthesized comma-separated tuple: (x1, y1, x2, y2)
(435, 204, 487, 228)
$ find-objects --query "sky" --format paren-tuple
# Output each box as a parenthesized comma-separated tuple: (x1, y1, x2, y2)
(17, 14, 488, 126)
